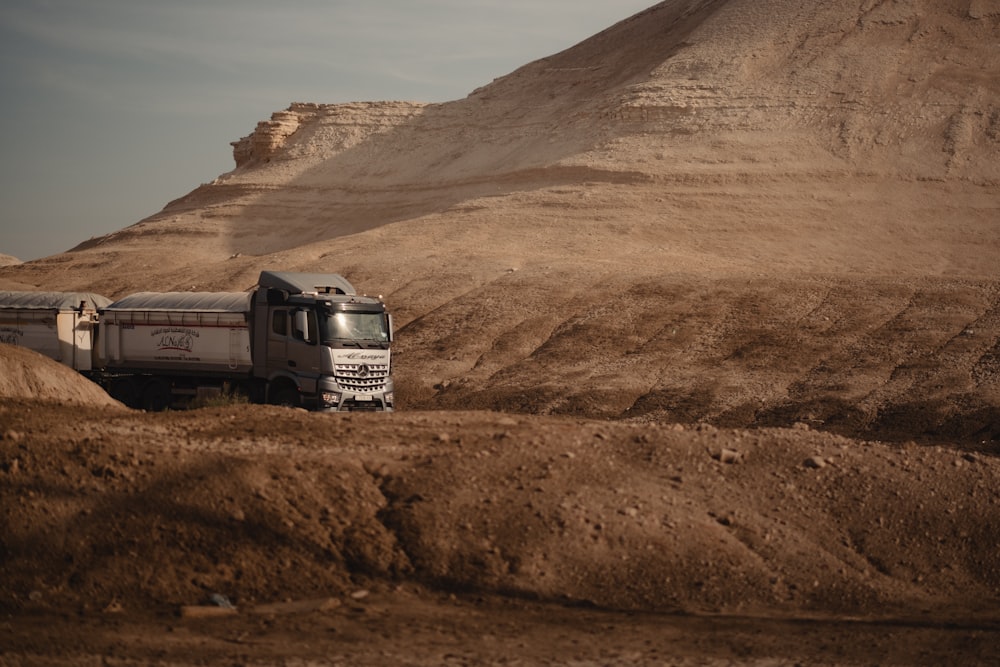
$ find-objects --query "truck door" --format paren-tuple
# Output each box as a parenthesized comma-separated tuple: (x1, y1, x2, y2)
(267, 308, 320, 394)
(267, 309, 289, 368)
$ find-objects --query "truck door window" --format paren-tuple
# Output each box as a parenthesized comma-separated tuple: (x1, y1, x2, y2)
(271, 310, 287, 336)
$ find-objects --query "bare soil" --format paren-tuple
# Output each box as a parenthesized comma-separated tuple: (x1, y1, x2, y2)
(3, 397, 1000, 665)
(2, 0, 999, 664)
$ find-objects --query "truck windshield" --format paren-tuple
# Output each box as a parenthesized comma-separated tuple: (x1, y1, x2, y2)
(320, 312, 389, 344)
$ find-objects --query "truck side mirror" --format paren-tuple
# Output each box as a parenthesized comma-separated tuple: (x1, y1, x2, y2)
(294, 309, 311, 343)
(387, 313, 394, 342)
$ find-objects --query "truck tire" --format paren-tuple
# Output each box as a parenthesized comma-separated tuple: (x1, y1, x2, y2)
(269, 382, 301, 408)
(108, 377, 139, 409)
(141, 378, 172, 412)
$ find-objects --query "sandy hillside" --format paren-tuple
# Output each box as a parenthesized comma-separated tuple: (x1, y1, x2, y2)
(2, 0, 1000, 664)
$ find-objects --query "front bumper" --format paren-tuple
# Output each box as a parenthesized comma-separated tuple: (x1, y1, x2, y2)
(317, 378, 394, 412)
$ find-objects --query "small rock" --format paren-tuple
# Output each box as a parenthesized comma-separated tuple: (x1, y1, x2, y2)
(713, 448, 742, 464)
(363, 460, 390, 477)
(209, 593, 234, 609)
(804, 456, 826, 469)
(350, 589, 370, 600)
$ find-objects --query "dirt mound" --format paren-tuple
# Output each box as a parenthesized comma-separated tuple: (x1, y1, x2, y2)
(0, 344, 123, 408)
(3, 403, 999, 620)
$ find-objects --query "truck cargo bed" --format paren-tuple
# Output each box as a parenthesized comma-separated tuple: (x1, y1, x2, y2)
(100, 292, 253, 375)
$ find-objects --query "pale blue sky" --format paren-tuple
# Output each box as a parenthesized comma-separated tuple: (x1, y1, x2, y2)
(0, 1, 653, 261)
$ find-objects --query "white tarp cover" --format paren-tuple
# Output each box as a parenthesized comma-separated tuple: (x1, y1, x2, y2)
(0, 291, 112, 311)
(103, 292, 251, 313)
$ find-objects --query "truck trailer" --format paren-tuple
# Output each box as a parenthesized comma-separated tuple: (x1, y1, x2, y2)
(0, 271, 394, 412)
(0, 291, 111, 372)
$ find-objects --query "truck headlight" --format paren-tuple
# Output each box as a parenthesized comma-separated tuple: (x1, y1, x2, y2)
(321, 391, 341, 407)
(384, 391, 394, 405)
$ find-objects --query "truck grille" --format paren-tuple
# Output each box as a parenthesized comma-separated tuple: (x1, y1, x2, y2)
(335, 363, 389, 392)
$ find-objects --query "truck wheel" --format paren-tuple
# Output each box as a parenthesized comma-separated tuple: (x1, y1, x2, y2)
(270, 383, 300, 408)
(108, 377, 139, 408)
(141, 378, 172, 412)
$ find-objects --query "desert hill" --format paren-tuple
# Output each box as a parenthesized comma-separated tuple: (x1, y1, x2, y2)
(3, 1, 1000, 662)
(4, 0, 995, 441)
(6, 0, 998, 283)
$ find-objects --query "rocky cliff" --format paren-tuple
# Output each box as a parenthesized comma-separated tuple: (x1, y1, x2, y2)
(230, 101, 427, 169)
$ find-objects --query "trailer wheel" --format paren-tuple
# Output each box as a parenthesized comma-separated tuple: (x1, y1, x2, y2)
(269, 382, 300, 408)
(141, 378, 172, 412)
(108, 377, 139, 409)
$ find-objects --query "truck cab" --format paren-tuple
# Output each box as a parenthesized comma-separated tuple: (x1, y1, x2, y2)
(253, 271, 394, 411)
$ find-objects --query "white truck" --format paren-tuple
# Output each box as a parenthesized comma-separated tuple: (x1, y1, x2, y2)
(0, 271, 394, 412)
